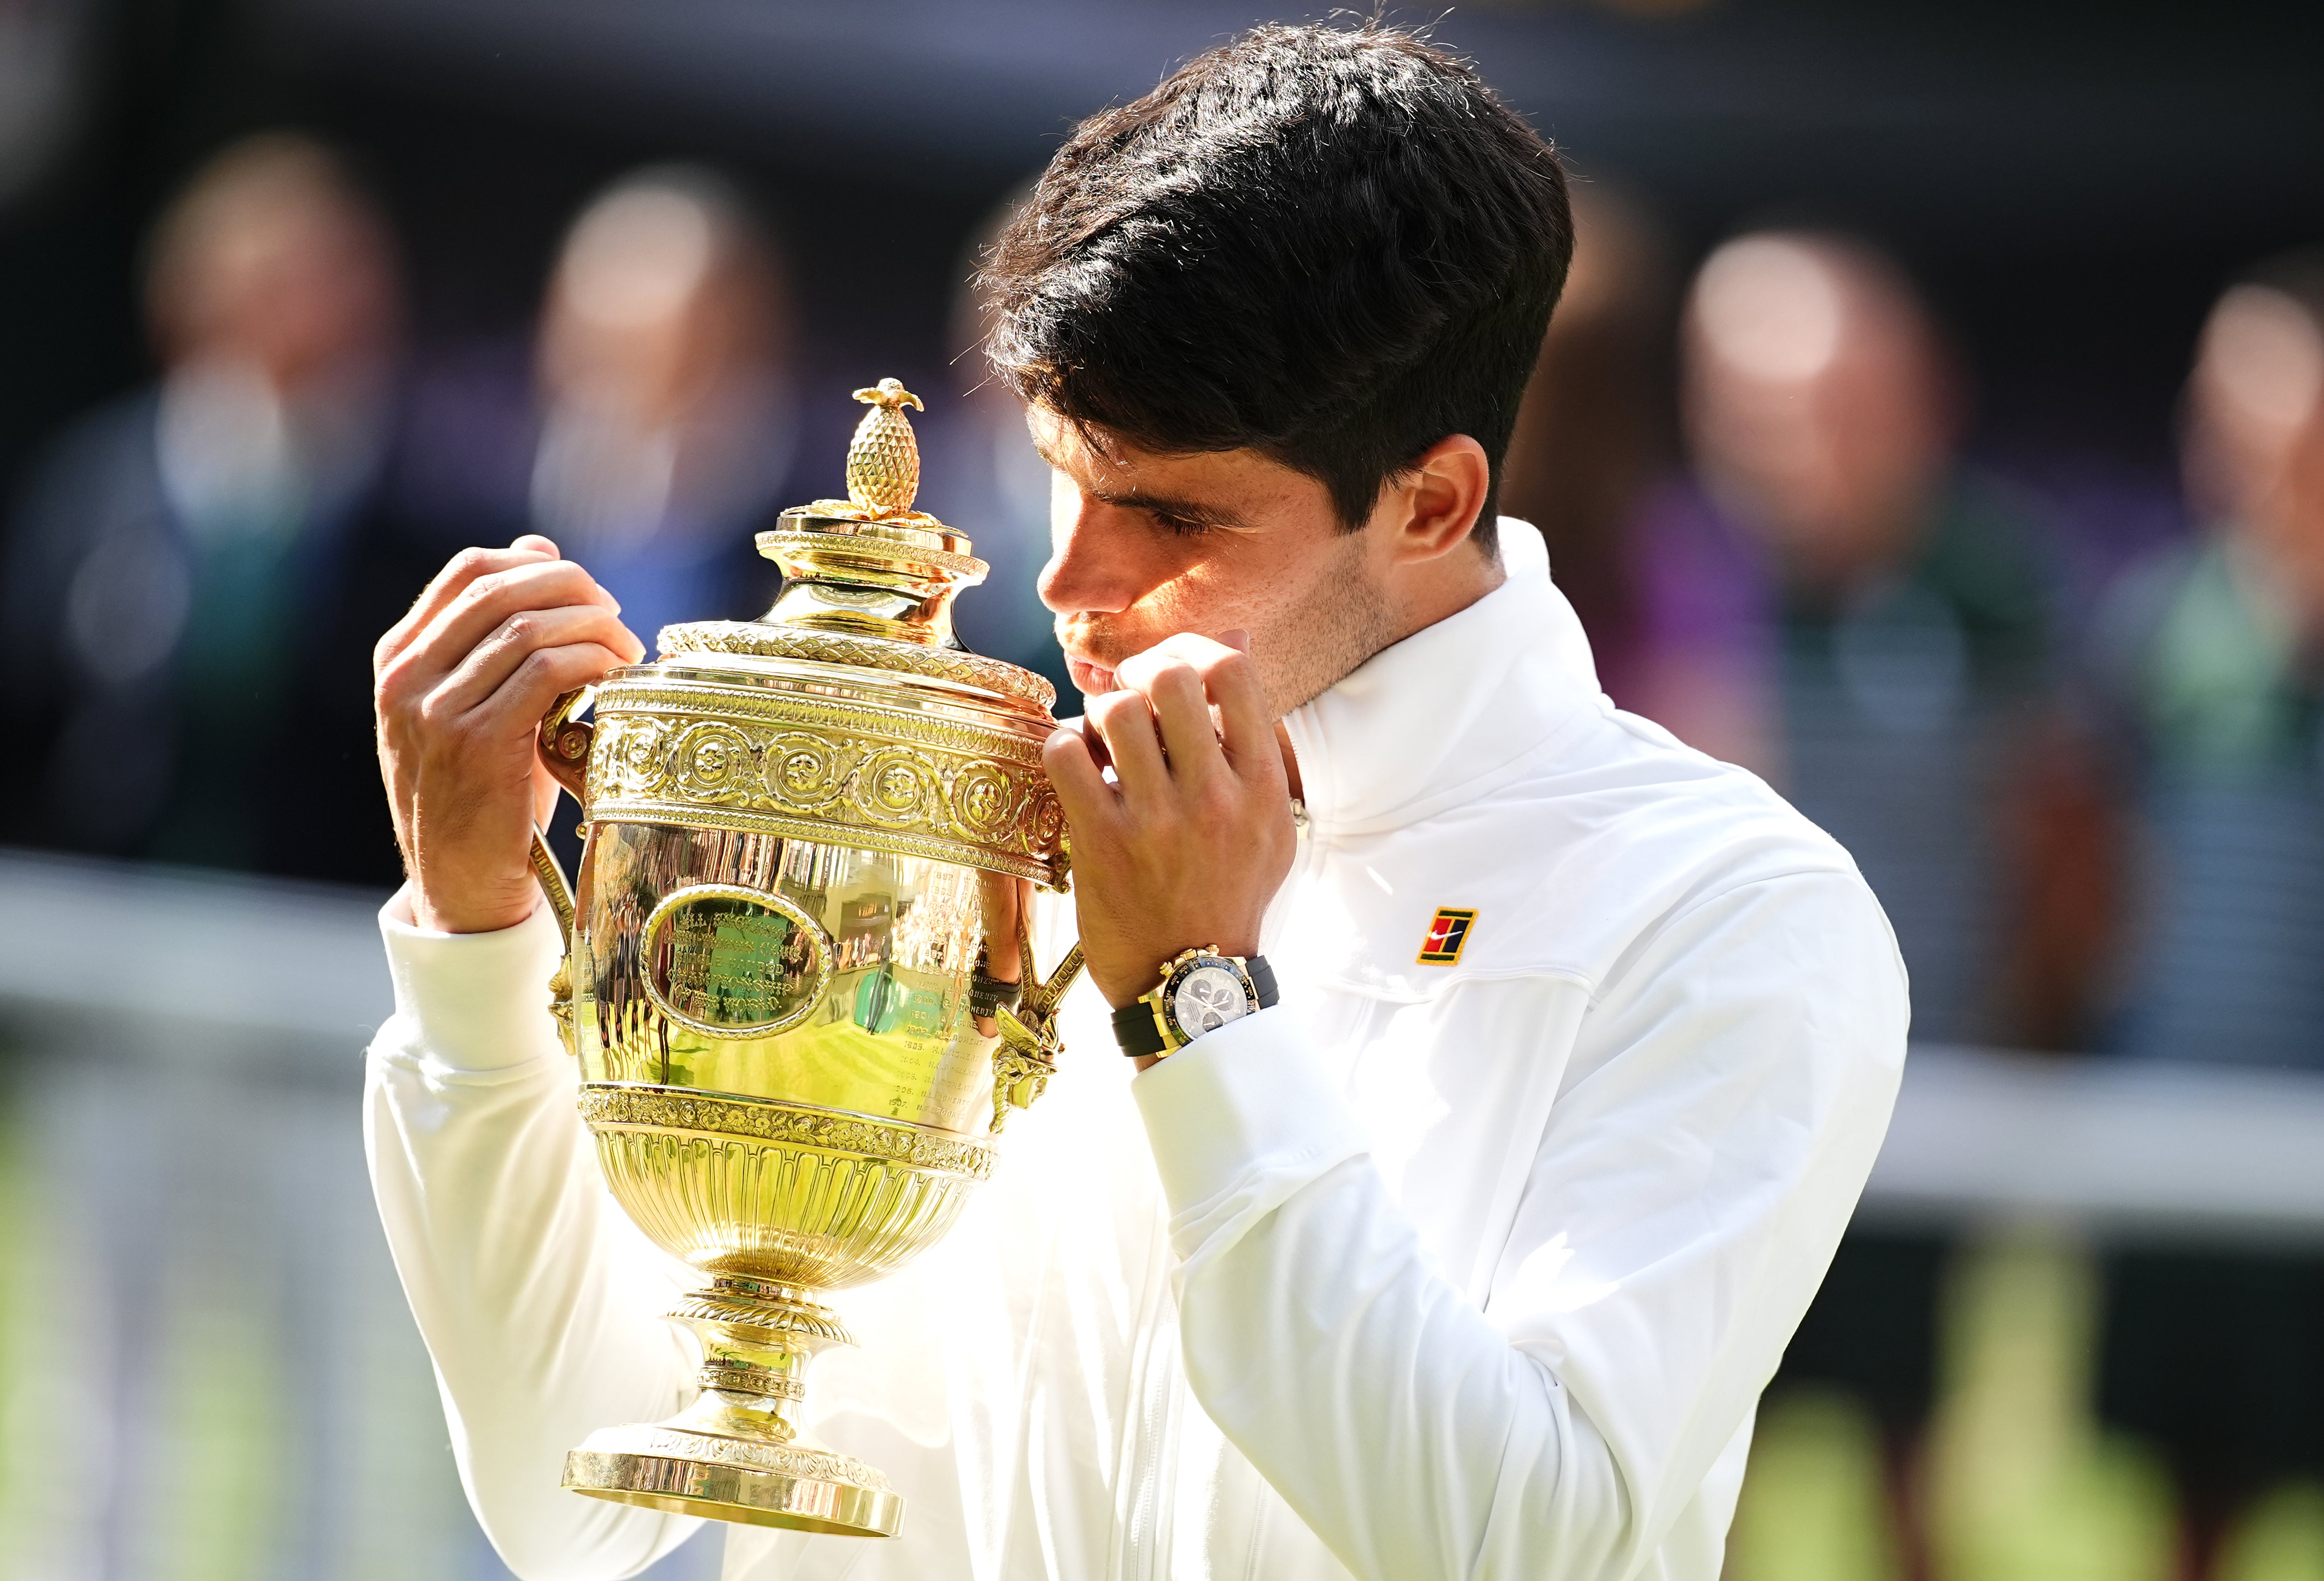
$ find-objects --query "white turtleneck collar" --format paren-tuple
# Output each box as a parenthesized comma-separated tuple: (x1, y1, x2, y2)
(1281, 519, 1602, 838)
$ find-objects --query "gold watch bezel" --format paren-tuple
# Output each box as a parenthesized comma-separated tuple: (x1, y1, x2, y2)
(1138, 946, 1261, 1054)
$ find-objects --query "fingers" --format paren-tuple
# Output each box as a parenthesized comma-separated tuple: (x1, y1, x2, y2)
(1085, 690, 1170, 809)
(468, 641, 636, 745)
(1114, 634, 1279, 783)
(1192, 642, 1274, 777)
(379, 540, 561, 674)
(1063, 715, 1116, 780)
(431, 559, 627, 674)
(430, 602, 642, 719)
(380, 560, 630, 714)
(1113, 648, 1223, 781)
(1043, 725, 1121, 838)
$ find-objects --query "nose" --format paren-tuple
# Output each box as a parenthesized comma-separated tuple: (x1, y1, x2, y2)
(1035, 477, 1145, 616)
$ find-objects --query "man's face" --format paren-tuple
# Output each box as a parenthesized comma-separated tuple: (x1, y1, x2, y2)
(1681, 235, 1948, 591)
(1028, 404, 1395, 717)
(164, 185, 399, 391)
(2186, 284, 2324, 629)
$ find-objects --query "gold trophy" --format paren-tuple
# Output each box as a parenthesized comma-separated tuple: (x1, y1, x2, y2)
(527, 378, 1083, 1537)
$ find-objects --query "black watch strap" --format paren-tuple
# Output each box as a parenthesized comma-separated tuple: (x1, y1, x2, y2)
(1113, 955, 1278, 1057)
(1112, 999, 1169, 1058)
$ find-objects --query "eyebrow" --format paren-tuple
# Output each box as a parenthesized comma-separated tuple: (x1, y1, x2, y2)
(1029, 435, 1255, 531)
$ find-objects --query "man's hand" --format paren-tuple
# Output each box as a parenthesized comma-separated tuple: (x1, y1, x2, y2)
(375, 535, 644, 934)
(1042, 632, 1297, 1011)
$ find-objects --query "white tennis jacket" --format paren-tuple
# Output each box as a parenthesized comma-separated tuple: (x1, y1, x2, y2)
(366, 522, 1908, 1581)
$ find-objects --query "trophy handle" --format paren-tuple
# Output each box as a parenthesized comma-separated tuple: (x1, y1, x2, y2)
(529, 683, 596, 946)
(538, 684, 597, 803)
(989, 919, 1085, 1133)
(529, 827, 577, 952)
(532, 685, 596, 1054)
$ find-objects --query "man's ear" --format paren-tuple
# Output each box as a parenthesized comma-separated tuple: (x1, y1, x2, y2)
(1387, 435, 1493, 562)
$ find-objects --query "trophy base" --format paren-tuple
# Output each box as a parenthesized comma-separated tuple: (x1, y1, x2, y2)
(564, 1421, 903, 1537)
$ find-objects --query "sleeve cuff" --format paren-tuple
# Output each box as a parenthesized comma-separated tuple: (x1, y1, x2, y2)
(1131, 1005, 1371, 1260)
(378, 885, 568, 1073)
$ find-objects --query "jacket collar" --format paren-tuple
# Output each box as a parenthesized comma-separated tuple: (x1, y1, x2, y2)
(1281, 520, 1600, 837)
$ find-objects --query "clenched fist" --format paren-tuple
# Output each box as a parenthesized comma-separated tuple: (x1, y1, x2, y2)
(374, 535, 644, 933)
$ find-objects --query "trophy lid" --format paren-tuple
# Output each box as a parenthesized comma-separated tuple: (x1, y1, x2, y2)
(583, 379, 1067, 888)
(655, 377, 1055, 712)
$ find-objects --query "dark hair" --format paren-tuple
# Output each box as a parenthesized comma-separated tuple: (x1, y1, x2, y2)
(981, 22, 1573, 554)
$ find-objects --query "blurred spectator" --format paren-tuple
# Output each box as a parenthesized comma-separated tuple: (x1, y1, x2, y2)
(0, 133, 429, 883)
(1637, 230, 2061, 1047)
(401, 166, 798, 650)
(532, 168, 796, 643)
(2090, 256, 2324, 1069)
(1498, 180, 1678, 704)
(916, 180, 1068, 696)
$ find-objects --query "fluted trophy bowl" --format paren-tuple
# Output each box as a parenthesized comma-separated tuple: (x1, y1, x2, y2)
(529, 380, 1080, 1538)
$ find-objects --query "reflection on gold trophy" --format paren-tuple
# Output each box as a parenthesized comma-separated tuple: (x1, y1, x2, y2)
(528, 378, 1083, 1537)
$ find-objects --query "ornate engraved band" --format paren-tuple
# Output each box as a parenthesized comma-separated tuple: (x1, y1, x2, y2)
(657, 621, 1056, 708)
(670, 1282, 856, 1346)
(579, 1086, 997, 1182)
(585, 677, 1066, 885)
(700, 1364, 808, 1401)
(597, 674, 1048, 753)
(768, 516, 991, 581)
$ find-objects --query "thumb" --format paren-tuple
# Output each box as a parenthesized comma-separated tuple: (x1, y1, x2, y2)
(1219, 627, 1252, 655)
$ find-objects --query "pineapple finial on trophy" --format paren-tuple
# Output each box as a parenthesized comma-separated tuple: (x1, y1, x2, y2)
(845, 377, 925, 515)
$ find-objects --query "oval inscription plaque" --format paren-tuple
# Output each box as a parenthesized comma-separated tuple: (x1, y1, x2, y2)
(641, 883, 835, 1040)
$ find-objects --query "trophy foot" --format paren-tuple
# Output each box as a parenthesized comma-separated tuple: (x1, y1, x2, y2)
(564, 1420, 902, 1537)
(562, 1275, 904, 1537)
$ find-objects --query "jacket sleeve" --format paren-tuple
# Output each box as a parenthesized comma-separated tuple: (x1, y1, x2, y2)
(364, 890, 704, 1581)
(1133, 869, 1908, 1581)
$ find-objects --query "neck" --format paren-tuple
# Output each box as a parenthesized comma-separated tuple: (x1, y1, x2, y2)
(1388, 538, 1508, 649)
(1275, 535, 1509, 800)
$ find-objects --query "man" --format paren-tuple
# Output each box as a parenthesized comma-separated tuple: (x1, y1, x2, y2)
(2089, 256, 2324, 1578)
(398, 166, 801, 651)
(1632, 230, 2059, 1048)
(3, 132, 422, 882)
(2089, 255, 2324, 1069)
(368, 24, 1907, 1581)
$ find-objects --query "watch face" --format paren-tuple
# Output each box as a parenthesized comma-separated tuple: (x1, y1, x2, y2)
(1167, 961, 1251, 1039)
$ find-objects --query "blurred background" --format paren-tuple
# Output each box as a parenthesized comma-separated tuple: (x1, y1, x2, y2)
(2, 0, 2323, 1577)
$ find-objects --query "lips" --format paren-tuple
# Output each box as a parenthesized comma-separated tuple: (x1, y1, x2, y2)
(1064, 655, 1118, 696)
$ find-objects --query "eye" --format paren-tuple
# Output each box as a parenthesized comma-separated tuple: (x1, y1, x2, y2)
(1147, 509, 1211, 538)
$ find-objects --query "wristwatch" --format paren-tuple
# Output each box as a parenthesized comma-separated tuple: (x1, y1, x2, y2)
(1112, 947, 1278, 1058)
